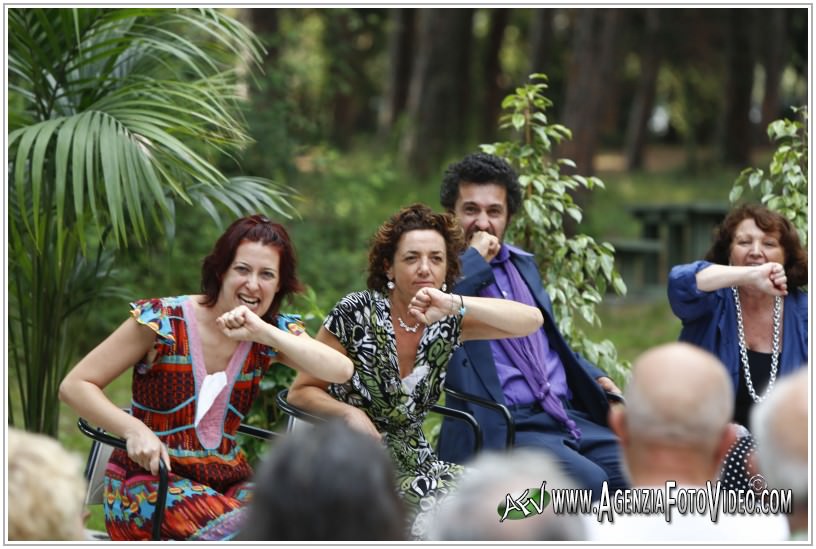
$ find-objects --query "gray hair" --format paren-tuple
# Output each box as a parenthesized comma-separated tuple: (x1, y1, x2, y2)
(428, 449, 586, 541)
(7, 428, 87, 540)
(751, 367, 808, 504)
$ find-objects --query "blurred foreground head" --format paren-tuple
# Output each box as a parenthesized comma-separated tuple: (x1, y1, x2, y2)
(238, 420, 406, 541)
(428, 448, 586, 541)
(8, 428, 87, 540)
(611, 342, 734, 485)
(751, 367, 808, 530)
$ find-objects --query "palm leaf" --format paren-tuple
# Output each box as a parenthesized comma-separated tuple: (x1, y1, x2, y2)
(188, 177, 300, 230)
(7, 7, 284, 436)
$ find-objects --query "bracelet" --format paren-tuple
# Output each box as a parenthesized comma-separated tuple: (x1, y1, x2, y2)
(458, 294, 466, 317)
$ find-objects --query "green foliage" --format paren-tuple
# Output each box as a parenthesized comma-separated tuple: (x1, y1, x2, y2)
(730, 107, 808, 246)
(7, 8, 295, 435)
(483, 74, 630, 386)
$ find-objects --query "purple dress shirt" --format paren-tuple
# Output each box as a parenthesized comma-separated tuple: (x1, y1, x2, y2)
(479, 244, 580, 439)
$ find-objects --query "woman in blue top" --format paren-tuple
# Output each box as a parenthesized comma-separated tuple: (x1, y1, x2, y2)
(668, 204, 807, 490)
(668, 204, 807, 426)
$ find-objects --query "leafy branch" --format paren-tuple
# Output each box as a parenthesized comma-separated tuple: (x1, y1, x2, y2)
(729, 106, 808, 246)
(483, 74, 630, 385)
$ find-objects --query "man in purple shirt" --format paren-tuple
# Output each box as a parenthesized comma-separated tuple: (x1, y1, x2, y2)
(437, 152, 627, 497)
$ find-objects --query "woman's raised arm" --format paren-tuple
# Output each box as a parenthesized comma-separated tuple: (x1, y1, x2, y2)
(217, 305, 354, 383)
(407, 287, 543, 341)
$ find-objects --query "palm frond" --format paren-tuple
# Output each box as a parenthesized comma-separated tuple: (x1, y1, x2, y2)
(188, 177, 300, 230)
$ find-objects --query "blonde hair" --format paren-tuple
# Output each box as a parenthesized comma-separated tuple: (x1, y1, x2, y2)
(7, 428, 87, 540)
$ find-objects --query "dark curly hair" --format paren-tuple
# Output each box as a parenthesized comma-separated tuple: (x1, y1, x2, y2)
(440, 152, 523, 217)
(200, 215, 304, 322)
(367, 203, 465, 292)
(705, 203, 808, 288)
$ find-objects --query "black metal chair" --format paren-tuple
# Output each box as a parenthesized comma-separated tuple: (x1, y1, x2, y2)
(443, 386, 516, 448)
(276, 388, 483, 453)
(78, 417, 276, 541)
(441, 386, 626, 450)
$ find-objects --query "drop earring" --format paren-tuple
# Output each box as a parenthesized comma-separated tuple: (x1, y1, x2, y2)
(441, 282, 447, 292)
(387, 279, 395, 290)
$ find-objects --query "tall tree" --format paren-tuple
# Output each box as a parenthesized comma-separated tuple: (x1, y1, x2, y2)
(8, 8, 295, 435)
(481, 8, 510, 141)
(758, 9, 787, 131)
(558, 9, 622, 176)
(401, 8, 474, 177)
(250, 8, 282, 63)
(322, 9, 386, 148)
(379, 9, 415, 134)
(528, 9, 554, 76)
(720, 8, 756, 166)
(624, 9, 662, 170)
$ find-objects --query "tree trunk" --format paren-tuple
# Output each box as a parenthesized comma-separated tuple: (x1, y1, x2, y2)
(721, 8, 756, 166)
(529, 9, 554, 75)
(249, 8, 281, 64)
(481, 8, 510, 141)
(401, 8, 474, 178)
(624, 9, 662, 170)
(759, 9, 787, 132)
(379, 9, 415, 134)
(559, 8, 621, 176)
(324, 10, 360, 149)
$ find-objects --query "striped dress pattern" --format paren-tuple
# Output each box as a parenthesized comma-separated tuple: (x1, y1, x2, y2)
(103, 295, 301, 540)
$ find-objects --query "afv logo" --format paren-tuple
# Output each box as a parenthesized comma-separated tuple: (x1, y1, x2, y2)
(497, 481, 550, 521)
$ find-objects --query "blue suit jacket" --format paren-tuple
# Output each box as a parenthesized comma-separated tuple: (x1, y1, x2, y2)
(437, 247, 611, 463)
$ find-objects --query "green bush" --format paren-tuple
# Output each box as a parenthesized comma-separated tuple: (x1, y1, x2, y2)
(730, 106, 808, 246)
(483, 74, 630, 387)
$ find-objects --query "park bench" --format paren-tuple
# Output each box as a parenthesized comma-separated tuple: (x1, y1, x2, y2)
(609, 202, 729, 292)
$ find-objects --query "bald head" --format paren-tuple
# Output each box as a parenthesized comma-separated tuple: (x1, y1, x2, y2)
(624, 342, 734, 450)
(751, 368, 808, 503)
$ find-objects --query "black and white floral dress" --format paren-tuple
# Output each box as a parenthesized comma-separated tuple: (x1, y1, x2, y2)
(324, 290, 465, 538)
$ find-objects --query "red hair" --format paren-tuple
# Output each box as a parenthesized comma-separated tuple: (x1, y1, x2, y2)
(201, 215, 303, 321)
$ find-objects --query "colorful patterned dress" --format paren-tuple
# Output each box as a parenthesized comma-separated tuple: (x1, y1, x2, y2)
(103, 295, 302, 541)
(324, 290, 465, 539)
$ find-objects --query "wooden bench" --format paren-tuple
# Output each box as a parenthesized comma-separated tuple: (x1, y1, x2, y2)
(607, 237, 662, 292)
(628, 202, 729, 283)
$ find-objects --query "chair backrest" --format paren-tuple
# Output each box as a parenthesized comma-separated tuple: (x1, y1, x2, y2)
(84, 441, 114, 506)
(77, 416, 274, 541)
(276, 389, 325, 435)
(285, 414, 314, 433)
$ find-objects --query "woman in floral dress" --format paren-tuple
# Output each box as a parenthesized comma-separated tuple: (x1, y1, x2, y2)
(59, 215, 353, 540)
(289, 204, 543, 538)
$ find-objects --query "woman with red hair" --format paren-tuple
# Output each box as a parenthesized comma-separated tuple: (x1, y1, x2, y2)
(60, 215, 353, 541)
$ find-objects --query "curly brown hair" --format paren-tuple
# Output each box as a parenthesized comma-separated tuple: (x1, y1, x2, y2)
(704, 203, 808, 289)
(367, 203, 465, 292)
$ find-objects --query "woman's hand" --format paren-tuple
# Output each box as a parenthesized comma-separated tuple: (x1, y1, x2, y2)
(408, 287, 458, 325)
(217, 305, 272, 342)
(123, 422, 171, 475)
(758, 262, 788, 296)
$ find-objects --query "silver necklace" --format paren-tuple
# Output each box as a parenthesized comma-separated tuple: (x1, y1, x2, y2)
(732, 287, 781, 403)
(397, 316, 419, 333)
